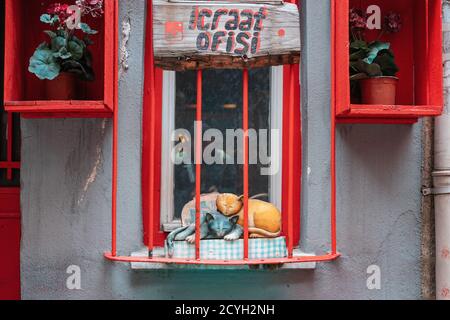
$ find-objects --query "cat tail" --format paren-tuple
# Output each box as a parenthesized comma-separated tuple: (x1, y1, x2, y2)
(237, 193, 269, 201)
(250, 193, 269, 200)
(248, 227, 281, 238)
(166, 225, 190, 258)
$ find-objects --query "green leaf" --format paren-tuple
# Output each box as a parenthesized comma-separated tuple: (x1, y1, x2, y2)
(67, 41, 84, 60)
(350, 40, 369, 50)
(373, 50, 399, 76)
(79, 23, 98, 35)
(28, 47, 61, 80)
(350, 50, 367, 61)
(51, 36, 67, 52)
(350, 73, 368, 81)
(363, 41, 391, 64)
(53, 47, 72, 60)
(40, 14, 59, 25)
(71, 36, 86, 49)
(44, 30, 57, 39)
(56, 29, 68, 38)
(351, 59, 383, 77)
(83, 36, 94, 46)
(61, 60, 94, 81)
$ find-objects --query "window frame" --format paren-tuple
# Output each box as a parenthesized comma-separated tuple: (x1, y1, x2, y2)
(159, 67, 285, 232)
(142, 65, 301, 248)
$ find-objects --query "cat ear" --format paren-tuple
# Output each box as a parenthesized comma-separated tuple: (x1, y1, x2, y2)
(229, 216, 239, 224)
(237, 195, 244, 202)
(206, 212, 215, 222)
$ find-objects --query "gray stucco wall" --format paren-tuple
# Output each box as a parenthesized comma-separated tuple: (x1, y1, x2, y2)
(20, 0, 424, 299)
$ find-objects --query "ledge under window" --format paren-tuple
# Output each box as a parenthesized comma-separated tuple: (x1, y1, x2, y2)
(129, 247, 317, 271)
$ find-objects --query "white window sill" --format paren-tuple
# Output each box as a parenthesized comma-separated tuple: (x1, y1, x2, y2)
(129, 247, 317, 270)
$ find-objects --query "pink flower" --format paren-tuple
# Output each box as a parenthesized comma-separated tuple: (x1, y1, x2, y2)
(76, 0, 104, 17)
(384, 12, 402, 33)
(349, 8, 367, 30)
(47, 3, 70, 22)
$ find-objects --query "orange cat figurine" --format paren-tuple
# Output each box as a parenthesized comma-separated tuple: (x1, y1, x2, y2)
(216, 193, 281, 239)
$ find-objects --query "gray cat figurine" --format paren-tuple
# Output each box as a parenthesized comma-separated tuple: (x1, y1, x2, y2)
(166, 211, 240, 257)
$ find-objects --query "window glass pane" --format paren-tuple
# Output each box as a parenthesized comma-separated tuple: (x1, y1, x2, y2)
(173, 68, 271, 218)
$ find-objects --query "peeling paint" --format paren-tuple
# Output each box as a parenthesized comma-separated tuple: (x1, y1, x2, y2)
(441, 247, 450, 259)
(119, 17, 131, 77)
(77, 119, 108, 206)
(441, 287, 450, 298)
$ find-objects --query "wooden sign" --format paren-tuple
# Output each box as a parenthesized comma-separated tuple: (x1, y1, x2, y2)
(153, 0, 301, 70)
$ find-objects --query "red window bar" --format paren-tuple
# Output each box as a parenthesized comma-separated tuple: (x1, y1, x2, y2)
(105, 0, 340, 265)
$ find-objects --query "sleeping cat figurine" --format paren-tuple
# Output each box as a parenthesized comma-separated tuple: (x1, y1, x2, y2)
(166, 211, 240, 257)
(216, 193, 282, 239)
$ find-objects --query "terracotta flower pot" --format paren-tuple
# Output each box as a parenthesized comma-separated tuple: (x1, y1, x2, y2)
(45, 73, 78, 100)
(359, 76, 398, 105)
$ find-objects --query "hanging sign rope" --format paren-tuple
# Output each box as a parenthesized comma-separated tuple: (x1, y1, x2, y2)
(153, 0, 301, 70)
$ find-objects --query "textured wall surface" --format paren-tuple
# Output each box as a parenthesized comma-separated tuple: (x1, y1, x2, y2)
(21, 0, 423, 299)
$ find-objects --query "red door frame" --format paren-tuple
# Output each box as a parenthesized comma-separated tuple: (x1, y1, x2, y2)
(0, 188, 21, 300)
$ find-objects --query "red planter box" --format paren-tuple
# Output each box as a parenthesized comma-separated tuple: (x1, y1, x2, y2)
(3, 0, 117, 118)
(332, 0, 443, 124)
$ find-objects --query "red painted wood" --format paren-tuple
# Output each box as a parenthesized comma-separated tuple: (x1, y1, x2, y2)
(195, 70, 202, 260)
(3, 0, 118, 117)
(333, 0, 443, 123)
(337, 117, 418, 125)
(243, 69, 249, 260)
(282, 64, 301, 247)
(6, 113, 12, 180)
(0, 188, 21, 300)
(142, 0, 165, 247)
(286, 65, 295, 257)
(21, 113, 113, 119)
(0, 162, 20, 169)
(105, 252, 341, 265)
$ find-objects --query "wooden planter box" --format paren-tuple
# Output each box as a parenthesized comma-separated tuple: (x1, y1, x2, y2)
(3, 0, 117, 118)
(333, 0, 443, 124)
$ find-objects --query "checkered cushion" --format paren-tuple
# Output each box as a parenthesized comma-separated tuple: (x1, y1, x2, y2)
(166, 237, 287, 260)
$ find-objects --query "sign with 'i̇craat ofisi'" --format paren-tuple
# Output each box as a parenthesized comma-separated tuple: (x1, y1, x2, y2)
(153, 0, 301, 70)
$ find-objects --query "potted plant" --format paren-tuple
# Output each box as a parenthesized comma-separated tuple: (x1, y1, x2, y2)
(28, 0, 104, 100)
(349, 9, 402, 105)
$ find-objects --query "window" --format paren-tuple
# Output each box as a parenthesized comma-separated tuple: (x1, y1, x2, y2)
(106, 0, 339, 266)
(160, 67, 284, 232)
(142, 63, 301, 249)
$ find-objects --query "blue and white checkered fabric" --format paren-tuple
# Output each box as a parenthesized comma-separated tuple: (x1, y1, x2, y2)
(167, 237, 287, 260)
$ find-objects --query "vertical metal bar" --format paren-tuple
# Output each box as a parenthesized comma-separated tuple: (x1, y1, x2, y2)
(112, 96, 118, 257)
(243, 69, 249, 260)
(111, 0, 120, 257)
(6, 112, 13, 180)
(287, 65, 295, 257)
(195, 70, 203, 260)
(330, 0, 337, 255)
(147, 0, 156, 256)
